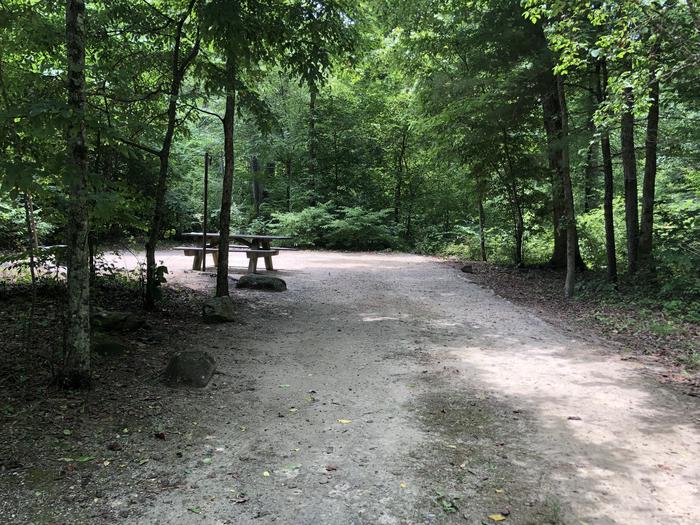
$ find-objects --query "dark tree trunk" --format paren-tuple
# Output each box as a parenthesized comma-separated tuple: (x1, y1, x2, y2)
(394, 128, 407, 223)
(308, 86, 318, 205)
(63, 0, 91, 388)
(639, 79, 660, 273)
(556, 74, 577, 298)
(286, 156, 292, 211)
(216, 70, 236, 297)
(621, 87, 640, 274)
(597, 60, 618, 284)
(478, 194, 486, 262)
(541, 69, 585, 270)
(144, 0, 198, 309)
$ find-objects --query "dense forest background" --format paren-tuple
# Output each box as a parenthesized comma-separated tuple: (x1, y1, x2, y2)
(1, 1, 699, 383)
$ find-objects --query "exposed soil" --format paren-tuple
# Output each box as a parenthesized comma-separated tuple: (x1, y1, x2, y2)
(1, 250, 699, 524)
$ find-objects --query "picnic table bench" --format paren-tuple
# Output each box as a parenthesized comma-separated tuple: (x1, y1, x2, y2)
(176, 233, 292, 273)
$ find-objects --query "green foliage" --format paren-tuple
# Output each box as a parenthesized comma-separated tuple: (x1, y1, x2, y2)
(272, 204, 397, 250)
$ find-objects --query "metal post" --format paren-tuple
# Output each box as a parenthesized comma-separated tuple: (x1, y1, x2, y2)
(201, 151, 209, 271)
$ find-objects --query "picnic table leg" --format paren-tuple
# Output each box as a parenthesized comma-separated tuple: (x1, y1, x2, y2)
(248, 254, 257, 274)
(261, 240, 274, 271)
(192, 252, 202, 271)
(212, 251, 219, 268)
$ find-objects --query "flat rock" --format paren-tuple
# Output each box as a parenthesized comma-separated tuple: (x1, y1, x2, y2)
(163, 351, 216, 388)
(92, 307, 144, 333)
(236, 274, 287, 292)
(202, 296, 236, 323)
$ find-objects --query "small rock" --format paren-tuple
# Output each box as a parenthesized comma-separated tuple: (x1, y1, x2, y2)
(202, 296, 236, 323)
(236, 274, 287, 292)
(163, 351, 216, 388)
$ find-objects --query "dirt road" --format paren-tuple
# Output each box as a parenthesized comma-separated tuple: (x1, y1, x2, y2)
(107, 250, 699, 524)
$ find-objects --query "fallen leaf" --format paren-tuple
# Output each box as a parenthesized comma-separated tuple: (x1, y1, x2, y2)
(495, 489, 504, 494)
(400, 482, 407, 489)
(77, 456, 96, 463)
(289, 408, 298, 413)
(262, 471, 270, 477)
(337, 419, 352, 424)
(279, 384, 290, 388)
(62, 429, 72, 436)
(188, 507, 201, 514)
(488, 514, 507, 522)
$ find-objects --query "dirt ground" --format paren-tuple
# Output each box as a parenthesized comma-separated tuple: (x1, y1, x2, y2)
(1, 250, 699, 524)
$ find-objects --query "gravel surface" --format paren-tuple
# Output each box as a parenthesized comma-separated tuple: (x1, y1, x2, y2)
(2, 250, 699, 524)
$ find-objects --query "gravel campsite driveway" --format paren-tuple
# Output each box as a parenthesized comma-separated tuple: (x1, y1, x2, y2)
(4, 250, 699, 524)
(117, 250, 700, 525)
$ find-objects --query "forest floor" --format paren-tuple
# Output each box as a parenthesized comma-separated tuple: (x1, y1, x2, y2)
(1, 250, 699, 525)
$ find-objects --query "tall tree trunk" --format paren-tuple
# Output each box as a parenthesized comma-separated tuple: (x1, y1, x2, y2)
(597, 60, 618, 284)
(621, 86, 640, 274)
(216, 76, 236, 297)
(556, 74, 577, 298)
(638, 79, 660, 273)
(63, 0, 91, 388)
(395, 128, 407, 223)
(144, 0, 198, 309)
(308, 86, 318, 205)
(541, 70, 585, 270)
(478, 194, 487, 262)
(286, 156, 292, 211)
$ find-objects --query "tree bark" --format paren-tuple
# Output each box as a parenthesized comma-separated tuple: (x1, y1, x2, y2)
(308, 86, 318, 205)
(541, 70, 585, 270)
(63, 0, 91, 388)
(597, 60, 618, 284)
(556, 74, 577, 298)
(621, 86, 640, 274)
(478, 194, 487, 262)
(144, 0, 198, 309)
(216, 65, 236, 297)
(394, 128, 407, 223)
(638, 79, 660, 273)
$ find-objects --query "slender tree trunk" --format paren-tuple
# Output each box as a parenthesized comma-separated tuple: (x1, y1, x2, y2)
(541, 71, 585, 270)
(62, 0, 91, 388)
(23, 192, 38, 351)
(478, 194, 486, 262)
(286, 156, 292, 211)
(556, 74, 577, 298)
(621, 86, 640, 274)
(639, 79, 660, 273)
(216, 69, 236, 297)
(144, 0, 198, 309)
(597, 60, 618, 284)
(395, 128, 407, 223)
(308, 86, 318, 205)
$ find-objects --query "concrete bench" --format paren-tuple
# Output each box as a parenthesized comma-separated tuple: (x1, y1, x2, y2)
(229, 248, 279, 273)
(174, 246, 219, 270)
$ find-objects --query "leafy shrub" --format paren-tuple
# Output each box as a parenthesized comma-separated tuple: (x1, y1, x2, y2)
(325, 207, 397, 250)
(271, 204, 334, 247)
(272, 204, 397, 250)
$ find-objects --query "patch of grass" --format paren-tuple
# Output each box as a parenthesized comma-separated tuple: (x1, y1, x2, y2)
(648, 321, 681, 337)
(678, 349, 700, 371)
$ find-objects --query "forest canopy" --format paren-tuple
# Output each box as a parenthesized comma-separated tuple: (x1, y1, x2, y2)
(1, 0, 699, 385)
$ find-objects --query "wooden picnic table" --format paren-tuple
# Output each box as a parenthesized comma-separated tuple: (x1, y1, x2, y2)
(178, 232, 292, 272)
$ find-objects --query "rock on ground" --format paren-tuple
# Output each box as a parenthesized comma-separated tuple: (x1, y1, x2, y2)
(202, 296, 236, 323)
(236, 274, 287, 292)
(163, 351, 216, 388)
(92, 307, 144, 333)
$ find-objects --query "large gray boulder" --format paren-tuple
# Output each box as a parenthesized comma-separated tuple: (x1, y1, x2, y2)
(202, 296, 236, 323)
(164, 351, 216, 388)
(236, 274, 287, 292)
(92, 307, 144, 333)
